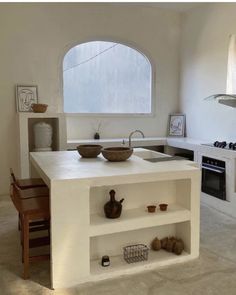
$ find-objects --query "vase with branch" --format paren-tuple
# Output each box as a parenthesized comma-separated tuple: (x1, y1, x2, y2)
(94, 122, 102, 140)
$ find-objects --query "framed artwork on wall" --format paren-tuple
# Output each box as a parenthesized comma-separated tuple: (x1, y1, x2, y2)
(168, 113, 186, 137)
(16, 85, 38, 112)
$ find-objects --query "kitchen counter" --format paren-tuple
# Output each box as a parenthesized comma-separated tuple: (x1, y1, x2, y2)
(67, 137, 167, 149)
(30, 149, 198, 185)
(68, 137, 236, 159)
(30, 148, 200, 289)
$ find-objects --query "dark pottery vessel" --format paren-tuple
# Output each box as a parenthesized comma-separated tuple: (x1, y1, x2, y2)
(104, 190, 124, 219)
(77, 144, 102, 158)
(101, 147, 133, 162)
(94, 132, 100, 140)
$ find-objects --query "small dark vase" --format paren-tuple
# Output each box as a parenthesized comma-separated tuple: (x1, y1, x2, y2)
(104, 190, 124, 219)
(94, 132, 100, 140)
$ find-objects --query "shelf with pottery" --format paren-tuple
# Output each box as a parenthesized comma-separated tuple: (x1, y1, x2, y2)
(89, 219, 192, 280)
(89, 179, 191, 237)
(88, 178, 193, 281)
(90, 204, 190, 237)
(90, 248, 190, 279)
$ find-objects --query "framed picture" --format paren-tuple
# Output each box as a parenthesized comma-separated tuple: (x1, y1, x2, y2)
(16, 85, 38, 112)
(168, 113, 185, 137)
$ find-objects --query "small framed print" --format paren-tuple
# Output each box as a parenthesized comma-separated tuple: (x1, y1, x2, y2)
(16, 85, 38, 112)
(168, 113, 185, 137)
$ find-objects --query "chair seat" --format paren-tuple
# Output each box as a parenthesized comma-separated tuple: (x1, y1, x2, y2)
(18, 186, 49, 199)
(16, 178, 46, 189)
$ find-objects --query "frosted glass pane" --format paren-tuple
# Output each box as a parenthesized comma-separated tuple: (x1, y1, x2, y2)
(63, 41, 152, 114)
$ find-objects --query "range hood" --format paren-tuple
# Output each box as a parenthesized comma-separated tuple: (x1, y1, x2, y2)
(205, 94, 236, 107)
(204, 35, 236, 108)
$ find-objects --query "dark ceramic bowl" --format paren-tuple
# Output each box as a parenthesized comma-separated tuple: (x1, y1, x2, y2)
(101, 147, 133, 162)
(159, 204, 168, 211)
(77, 144, 102, 158)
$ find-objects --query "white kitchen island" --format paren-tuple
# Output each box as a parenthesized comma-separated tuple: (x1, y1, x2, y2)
(30, 148, 200, 289)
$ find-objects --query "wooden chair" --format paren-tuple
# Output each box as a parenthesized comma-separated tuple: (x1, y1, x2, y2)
(10, 168, 46, 189)
(10, 169, 49, 230)
(10, 183, 50, 279)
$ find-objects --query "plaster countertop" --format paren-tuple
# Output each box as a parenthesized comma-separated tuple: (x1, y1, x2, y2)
(30, 149, 199, 186)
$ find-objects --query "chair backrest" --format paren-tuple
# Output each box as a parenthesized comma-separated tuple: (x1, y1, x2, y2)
(10, 168, 17, 184)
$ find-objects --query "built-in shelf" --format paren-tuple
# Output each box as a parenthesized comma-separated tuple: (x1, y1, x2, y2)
(17, 112, 67, 178)
(89, 204, 190, 237)
(90, 249, 191, 279)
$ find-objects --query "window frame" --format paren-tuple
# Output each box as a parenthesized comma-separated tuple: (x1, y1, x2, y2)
(62, 40, 156, 117)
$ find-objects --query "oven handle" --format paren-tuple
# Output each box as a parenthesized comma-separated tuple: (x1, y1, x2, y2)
(202, 165, 225, 174)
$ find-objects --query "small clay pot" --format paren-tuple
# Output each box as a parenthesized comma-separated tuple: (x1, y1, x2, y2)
(159, 203, 168, 211)
(147, 205, 156, 213)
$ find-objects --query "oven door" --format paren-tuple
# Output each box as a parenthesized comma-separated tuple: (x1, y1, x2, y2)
(201, 164, 226, 200)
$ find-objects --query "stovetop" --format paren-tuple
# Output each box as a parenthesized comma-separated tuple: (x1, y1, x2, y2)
(202, 141, 236, 150)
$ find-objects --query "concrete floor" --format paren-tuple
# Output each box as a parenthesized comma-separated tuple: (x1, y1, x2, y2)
(1, 196, 236, 295)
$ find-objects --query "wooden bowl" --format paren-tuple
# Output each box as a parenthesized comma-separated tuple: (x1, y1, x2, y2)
(32, 103, 48, 113)
(101, 147, 133, 162)
(159, 203, 168, 211)
(147, 205, 156, 213)
(77, 145, 102, 158)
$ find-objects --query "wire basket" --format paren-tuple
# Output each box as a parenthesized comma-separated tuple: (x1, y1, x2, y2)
(123, 244, 149, 264)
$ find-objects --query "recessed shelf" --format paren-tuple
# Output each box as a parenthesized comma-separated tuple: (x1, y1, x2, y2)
(89, 204, 190, 237)
(90, 249, 191, 279)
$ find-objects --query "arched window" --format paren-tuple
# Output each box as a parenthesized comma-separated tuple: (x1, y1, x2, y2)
(63, 41, 152, 114)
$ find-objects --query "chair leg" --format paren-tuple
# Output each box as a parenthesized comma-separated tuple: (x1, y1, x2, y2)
(18, 213, 21, 231)
(22, 215, 29, 279)
(20, 215, 24, 263)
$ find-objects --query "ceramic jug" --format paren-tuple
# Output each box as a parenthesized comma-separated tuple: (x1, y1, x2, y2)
(33, 122, 53, 152)
(104, 190, 124, 219)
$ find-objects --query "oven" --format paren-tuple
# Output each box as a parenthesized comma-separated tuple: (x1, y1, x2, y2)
(201, 156, 226, 200)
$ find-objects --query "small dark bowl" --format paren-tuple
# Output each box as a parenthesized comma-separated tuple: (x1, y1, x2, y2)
(77, 144, 102, 158)
(159, 204, 168, 211)
(101, 147, 133, 162)
(147, 205, 156, 213)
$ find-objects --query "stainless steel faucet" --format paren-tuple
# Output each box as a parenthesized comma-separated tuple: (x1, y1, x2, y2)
(128, 130, 145, 148)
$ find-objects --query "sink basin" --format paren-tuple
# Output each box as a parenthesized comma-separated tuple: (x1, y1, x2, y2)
(133, 149, 171, 160)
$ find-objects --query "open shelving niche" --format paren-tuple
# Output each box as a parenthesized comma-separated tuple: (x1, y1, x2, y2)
(88, 178, 194, 280)
(17, 112, 67, 178)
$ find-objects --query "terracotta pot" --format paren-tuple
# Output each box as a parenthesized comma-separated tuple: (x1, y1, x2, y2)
(159, 203, 168, 211)
(147, 205, 156, 213)
(104, 190, 124, 219)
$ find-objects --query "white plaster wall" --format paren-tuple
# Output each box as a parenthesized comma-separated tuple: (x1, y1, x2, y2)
(0, 3, 181, 195)
(180, 3, 236, 142)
